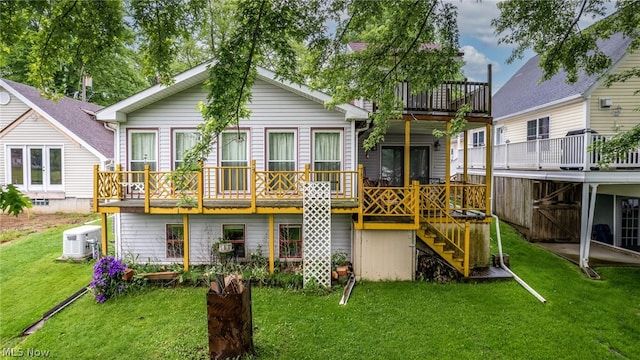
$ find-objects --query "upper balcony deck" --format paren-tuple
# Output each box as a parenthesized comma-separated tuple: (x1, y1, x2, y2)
(94, 162, 489, 228)
(463, 132, 640, 172)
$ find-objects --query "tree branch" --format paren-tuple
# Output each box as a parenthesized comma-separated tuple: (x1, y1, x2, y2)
(234, 0, 267, 123)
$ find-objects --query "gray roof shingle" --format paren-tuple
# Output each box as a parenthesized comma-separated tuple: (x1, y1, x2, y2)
(493, 32, 632, 119)
(1, 79, 112, 158)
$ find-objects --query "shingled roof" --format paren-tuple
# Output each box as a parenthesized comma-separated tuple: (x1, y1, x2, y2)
(493, 32, 633, 119)
(1, 79, 112, 158)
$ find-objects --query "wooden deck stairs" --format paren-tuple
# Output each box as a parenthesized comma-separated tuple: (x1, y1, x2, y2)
(416, 227, 465, 274)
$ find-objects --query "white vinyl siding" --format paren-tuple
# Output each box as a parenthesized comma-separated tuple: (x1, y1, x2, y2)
(118, 213, 353, 265)
(0, 86, 29, 129)
(121, 80, 352, 172)
(0, 112, 102, 199)
(589, 52, 640, 134)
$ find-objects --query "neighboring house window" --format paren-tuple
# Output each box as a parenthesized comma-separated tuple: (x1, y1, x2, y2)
(173, 130, 199, 169)
(7, 146, 63, 191)
(472, 130, 485, 147)
(166, 224, 184, 258)
(129, 131, 157, 171)
(313, 130, 342, 191)
(526, 117, 550, 140)
(495, 126, 505, 145)
(267, 130, 296, 190)
(222, 224, 246, 258)
(279, 224, 302, 258)
(527, 117, 550, 152)
(220, 131, 248, 191)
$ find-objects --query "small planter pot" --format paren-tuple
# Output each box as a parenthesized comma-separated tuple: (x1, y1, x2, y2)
(123, 268, 134, 281)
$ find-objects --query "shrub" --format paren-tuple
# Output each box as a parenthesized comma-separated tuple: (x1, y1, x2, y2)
(90, 256, 128, 303)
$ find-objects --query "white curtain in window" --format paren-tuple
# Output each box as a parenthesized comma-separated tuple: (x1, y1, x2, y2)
(131, 132, 156, 171)
(175, 132, 199, 162)
(132, 133, 156, 160)
(268, 132, 294, 170)
(222, 132, 247, 165)
(314, 132, 340, 171)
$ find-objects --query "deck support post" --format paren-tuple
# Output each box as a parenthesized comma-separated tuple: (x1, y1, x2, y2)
(485, 123, 492, 216)
(183, 214, 190, 271)
(269, 214, 275, 274)
(404, 119, 411, 188)
(579, 183, 599, 268)
(445, 122, 451, 215)
(101, 212, 108, 256)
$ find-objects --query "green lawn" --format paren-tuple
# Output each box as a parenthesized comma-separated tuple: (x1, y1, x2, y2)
(1, 219, 639, 359)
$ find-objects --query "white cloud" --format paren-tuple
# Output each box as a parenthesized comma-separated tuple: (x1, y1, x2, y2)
(454, 0, 503, 48)
(461, 45, 500, 82)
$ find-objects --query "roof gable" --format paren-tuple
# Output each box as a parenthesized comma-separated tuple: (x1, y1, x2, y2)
(0, 79, 112, 159)
(493, 32, 633, 119)
(95, 62, 369, 122)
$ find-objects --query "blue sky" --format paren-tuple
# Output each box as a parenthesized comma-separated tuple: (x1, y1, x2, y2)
(455, 0, 531, 93)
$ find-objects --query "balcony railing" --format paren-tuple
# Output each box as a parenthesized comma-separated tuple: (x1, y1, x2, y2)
(94, 163, 488, 222)
(464, 133, 640, 171)
(372, 80, 491, 115)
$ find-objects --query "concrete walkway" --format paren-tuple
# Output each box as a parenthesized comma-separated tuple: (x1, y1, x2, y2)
(535, 241, 640, 267)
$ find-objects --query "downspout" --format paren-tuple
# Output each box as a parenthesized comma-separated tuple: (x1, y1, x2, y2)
(490, 156, 546, 303)
(354, 118, 372, 171)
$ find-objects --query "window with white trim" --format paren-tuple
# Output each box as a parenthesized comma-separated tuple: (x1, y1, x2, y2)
(472, 130, 485, 147)
(495, 126, 505, 145)
(129, 131, 157, 171)
(527, 117, 549, 140)
(7, 146, 63, 191)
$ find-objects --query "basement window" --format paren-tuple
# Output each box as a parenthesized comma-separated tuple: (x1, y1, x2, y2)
(279, 224, 302, 259)
(166, 224, 184, 258)
(31, 198, 50, 206)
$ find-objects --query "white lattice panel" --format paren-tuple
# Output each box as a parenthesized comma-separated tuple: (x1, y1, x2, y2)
(303, 182, 332, 287)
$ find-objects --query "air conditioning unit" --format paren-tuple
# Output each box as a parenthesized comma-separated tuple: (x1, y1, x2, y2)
(599, 98, 612, 108)
(62, 225, 101, 259)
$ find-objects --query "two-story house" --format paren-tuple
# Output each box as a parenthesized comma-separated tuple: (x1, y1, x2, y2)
(458, 32, 639, 271)
(0, 79, 111, 213)
(92, 61, 493, 284)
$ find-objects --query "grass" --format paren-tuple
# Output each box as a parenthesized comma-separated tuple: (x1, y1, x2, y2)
(1, 219, 640, 359)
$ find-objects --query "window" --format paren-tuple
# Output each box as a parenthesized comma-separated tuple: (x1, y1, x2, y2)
(7, 146, 63, 191)
(10, 148, 24, 185)
(267, 130, 296, 191)
(173, 130, 199, 169)
(129, 131, 157, 171)
(222, 224, 246, 258)
(527, 117, 550, 152)
(313, 131, 342, 190)
(166, 224, 184, 258)
(472, 131, 485, 147)
(527, 117, 549, 140)
(279, 224, 302, 258)
(495, 126, 505, 145)
(221, 131, 248, 191)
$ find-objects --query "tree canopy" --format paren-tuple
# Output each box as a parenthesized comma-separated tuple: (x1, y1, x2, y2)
(2, 0, 464, 159)
(492, 0, 640, 163)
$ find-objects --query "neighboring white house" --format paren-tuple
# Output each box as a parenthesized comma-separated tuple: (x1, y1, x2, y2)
(0, 79, 112, 213)
(456, 33, 640, 269)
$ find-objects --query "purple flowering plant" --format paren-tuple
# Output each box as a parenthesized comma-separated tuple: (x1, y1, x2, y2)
(90, 256, 128, 303)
